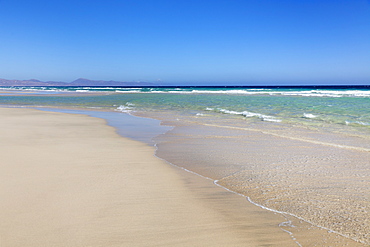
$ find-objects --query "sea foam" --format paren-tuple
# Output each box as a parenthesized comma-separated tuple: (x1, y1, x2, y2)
(217, 108, 282, 122)
(303, 113, 317, 119)
(116, 103, 135, 113)
(345, 120, 370, 126)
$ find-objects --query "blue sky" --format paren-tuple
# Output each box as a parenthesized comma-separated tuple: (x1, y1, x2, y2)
(0, 0, 369, 85)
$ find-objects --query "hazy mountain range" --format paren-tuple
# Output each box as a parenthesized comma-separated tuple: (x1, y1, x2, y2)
(0, 78, 154, 87)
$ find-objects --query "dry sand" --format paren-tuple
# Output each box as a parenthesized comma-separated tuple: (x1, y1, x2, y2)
(0, 108, 363, 246)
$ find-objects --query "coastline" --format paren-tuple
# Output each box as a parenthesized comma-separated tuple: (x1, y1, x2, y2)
(138, 109, 370, 246)
(0, 107, 366, 246)
(0, 107, 296, 246)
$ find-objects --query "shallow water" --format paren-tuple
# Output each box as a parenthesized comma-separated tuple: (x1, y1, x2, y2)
(37, 108, 172, 145)
(129, 106, 370, 245)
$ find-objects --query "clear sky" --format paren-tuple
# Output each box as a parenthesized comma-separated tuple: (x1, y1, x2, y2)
(0, 0, 369, 85)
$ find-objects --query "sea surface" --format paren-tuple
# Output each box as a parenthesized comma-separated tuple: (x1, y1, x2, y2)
(1, 85, 369, 245)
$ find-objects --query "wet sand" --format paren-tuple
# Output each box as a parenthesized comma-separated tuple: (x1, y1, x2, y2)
(149, 111, 369, 246)
(0, 107, 302, 246)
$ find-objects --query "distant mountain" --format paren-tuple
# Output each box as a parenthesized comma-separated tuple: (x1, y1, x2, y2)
(0, 78, 66, 86)
(69, 78, 153, 86)
(0, 78, 154, 87)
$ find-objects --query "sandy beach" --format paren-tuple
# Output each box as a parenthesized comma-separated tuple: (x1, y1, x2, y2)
(0, 108, 364, 246)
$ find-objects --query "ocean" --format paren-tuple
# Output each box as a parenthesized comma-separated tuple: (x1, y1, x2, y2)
(1, 85, 369, 245)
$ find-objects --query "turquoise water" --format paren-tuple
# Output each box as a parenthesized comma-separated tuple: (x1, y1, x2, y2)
(1, 86, 369, 137)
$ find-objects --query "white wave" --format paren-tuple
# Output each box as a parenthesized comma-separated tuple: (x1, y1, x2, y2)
(242, 111, 282, 122)
(217, 108, 282, 122)
(196, 113, 204, 116)
(205, 107, 214, 111)
(11, 87, 67, 92)
(192, 90, 263, 95)
(77, 87, 143, 90)
(242, 111, 260, 117)
(115, 102, 136, 113)
(345, 120, 370, 126)
(303, 113, 317, 119)
(115, 90, 141, 93)
(248, 88, 271, 91)
(79, 87, 116, 90)
(146, 90, 169, 93)
(145, 89, 370, 98)
(260, 116, 282, 122)
(144, 89, 266, 95)
(271, 90, 370, 98)
(116, 105, 133, 113)
(219, 109, 244, 115)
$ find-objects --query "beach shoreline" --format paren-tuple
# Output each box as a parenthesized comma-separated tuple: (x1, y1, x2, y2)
(0, 107, 365, 246)
(0, 107, 295, 246)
